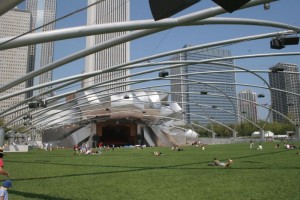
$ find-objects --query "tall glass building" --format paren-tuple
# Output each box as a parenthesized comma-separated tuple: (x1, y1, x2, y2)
(84, 0, 130, 92)
(170, 46, 238, 125)
(26, 0, 56, 97)
(269, 63, 300, 124)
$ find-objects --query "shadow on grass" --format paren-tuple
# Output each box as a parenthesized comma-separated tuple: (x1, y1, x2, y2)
(10, 164, 300, 187)
(218, 167, 300, 170)
(6, 148, 299, 184)
(242, 160, 262, 163)
(8, 148, 292, 168)
(8, 149, 299, 184)
(228, 148, 298, 161)
(10, 190, 72, 200)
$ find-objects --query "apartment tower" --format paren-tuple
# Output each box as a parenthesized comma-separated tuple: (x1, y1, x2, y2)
(25, 0, 56, 97)
(238, 89, 258, 123)
(85, 0, 130, 92)
(269, 63, 300, 124)
(0, 9, 31, 121)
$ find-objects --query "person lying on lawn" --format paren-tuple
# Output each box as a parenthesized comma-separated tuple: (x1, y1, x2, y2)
(208, 158, 233, 167)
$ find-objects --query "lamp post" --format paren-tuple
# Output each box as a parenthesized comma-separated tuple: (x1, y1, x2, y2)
(209, 116, 215, 139)
(241, 111, 247, 136)
(288, 103, 300, 140)
(286, 103, 294, 138)
(260, 128, 265, 142)
(295, 124, 300, 140)
(0, 128, 4, 147)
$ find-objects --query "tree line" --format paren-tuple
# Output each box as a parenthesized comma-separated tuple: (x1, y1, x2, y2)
(187, 120, 295, 137)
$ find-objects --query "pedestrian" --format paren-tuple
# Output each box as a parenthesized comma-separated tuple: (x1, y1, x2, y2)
(98, 142, 103, 151)
(250, 140, 254, 149)
(0, 180, 13, 200)
(73, 144, 79, 155)
(0, 151, 9, 177)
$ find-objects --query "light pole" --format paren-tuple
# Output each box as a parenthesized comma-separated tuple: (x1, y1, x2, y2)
(287, 103, 300, 139)
(241, 111, 247, 136)
(0, 128, 4, 147)
(209, 116, 215, 139)
(295, 124, 300, 140)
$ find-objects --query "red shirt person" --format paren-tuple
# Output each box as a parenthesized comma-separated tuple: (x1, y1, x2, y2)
(0, 151, 9, 177)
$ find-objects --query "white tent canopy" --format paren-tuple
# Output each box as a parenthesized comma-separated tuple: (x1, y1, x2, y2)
(251, 131, 274, 138)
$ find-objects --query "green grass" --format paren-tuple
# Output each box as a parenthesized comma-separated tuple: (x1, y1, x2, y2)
(3, 142, 300, 200)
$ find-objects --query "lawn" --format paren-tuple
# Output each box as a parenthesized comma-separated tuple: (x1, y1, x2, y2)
(3, 142, 300, 200)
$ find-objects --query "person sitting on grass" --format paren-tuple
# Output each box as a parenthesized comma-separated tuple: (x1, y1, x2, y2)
(257, 144, 263, 150)
(208, 158, 233, 167)
(85, 148, 92, 155)
(171, 145, 183, 151)
(0, 180, 13, 200)
(153, 151, 163, 156)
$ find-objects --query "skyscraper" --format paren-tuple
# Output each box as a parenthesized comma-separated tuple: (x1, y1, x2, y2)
(170, 46, 238, 125)
(238, 89, 258, 123)
(0, 9, 31, 121)
(26, 0, 56, 97)
(269, 63, 300, 124)
(85, 0, 130, 92)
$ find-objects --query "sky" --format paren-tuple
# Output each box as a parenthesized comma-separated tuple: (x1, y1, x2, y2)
(19, 0, 300, 119)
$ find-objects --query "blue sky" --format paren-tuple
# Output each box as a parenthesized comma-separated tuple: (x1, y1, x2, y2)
(20, 0, 300, 119)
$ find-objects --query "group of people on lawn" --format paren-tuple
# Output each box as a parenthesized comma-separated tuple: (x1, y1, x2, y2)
(73, 143, 101, 155)
(73, 142, 116, 155)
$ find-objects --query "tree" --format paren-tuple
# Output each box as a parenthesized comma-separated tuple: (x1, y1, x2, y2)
(0, 118, 5, 127)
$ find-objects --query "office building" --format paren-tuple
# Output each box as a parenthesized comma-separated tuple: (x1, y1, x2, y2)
(238, 89, 258, 123)
(26, 0, 56, 97)
(0, 9, 31, 121)
(84, 0, 130, 92)
(269, 63, 300, 124)
(170, 46, 238, 125)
